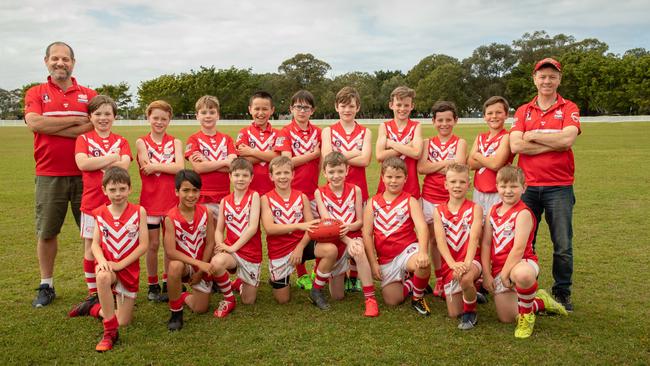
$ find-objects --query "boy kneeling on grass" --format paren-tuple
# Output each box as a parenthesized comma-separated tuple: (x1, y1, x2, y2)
(481, 165, 568, 339)
(69, 167, 148, 352)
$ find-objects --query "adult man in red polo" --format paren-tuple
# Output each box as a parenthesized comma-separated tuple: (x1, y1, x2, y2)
(510, 58, 580, 311)
(25, 42, 97, 307)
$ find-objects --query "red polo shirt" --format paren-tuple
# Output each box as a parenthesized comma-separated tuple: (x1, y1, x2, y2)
(24, 76, 97, 176)
(512, 95, 581, 186)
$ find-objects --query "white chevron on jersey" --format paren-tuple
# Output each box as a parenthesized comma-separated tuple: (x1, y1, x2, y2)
(331, 129, 364, 152)
(490, 211, 518, 254)
(477, 135, 501, 174)
(386, 125, 415, 145)
(322, 189, 355, 224)
(224, 195, 252, 237)
(268, 195, 303, 225)
(248, 131, 277, 151)
(428, 139, 458, 162)
(289, 130, 319, 155)
(145, 139, 175, 164)
(174, 211, 208, 259)
(97, 211, 139, 260)
(198, 138, 227, 161)
(86, 137, 122, 156)
(441, 208, 473, 252)
(372, 199, 409, 237)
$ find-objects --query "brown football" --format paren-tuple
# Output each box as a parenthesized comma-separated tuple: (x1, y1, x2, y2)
(308, 218, 342, 242)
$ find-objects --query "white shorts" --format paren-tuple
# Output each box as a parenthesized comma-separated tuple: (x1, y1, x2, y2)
(146, 215, 165, 226)
(330, 247, 352, 277)
(114, 279, 137, 299)
(268, 252, 295, 283)
(232, 252, 262, 287)
(185, 265, 213, 294)
(310, 199, 320, 219)
(204, 203, 220, 219)
(80, 212, 95, 239)
(379, 243, 420, 288)
(473, 189, 501, 217)
(443, 260, 482, 297)
(493, 259, 540, 294)
(420, 198, 438, 225)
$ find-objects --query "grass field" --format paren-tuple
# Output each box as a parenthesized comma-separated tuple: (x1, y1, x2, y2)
(1, 122, 649, 365)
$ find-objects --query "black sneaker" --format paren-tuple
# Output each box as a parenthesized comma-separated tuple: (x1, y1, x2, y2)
(68, 293, 99, 317)
(554, 292, 574, 312)
(309, 288, 330, 310)
(148, 284, 162, 302)
(476, 291, 489, 304)
(32, 284, 56, 308)
(167, 310, 184, 331)
(411, 297, 431, 316)
(159, 282, 169, 303)
(458, 312, 478, 330)
(424, 284, 434, 295)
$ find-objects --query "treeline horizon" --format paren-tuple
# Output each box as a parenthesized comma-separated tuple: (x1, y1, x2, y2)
(1, 30, 648, 120)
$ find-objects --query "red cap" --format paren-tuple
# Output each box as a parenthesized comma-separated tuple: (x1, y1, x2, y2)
(533, 57, 562, 72)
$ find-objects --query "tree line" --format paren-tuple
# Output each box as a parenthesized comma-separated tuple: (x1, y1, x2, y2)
(1, 31, 648, 120)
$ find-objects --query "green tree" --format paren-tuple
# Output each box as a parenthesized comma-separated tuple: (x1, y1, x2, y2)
(406, 54, 459, 88)
(415, 63, 471, 116)
(463, 43, 517, 111)
(95, 82, 133, 118)
(278, 53, 331, 89)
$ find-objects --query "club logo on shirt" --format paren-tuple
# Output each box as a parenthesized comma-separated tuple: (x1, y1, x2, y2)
(226, 214, 233, 222)
(91, 149, 101, 157)
(126, 224, 138, 238)
(78, 94, 89, 103)
(273, 209, 282, 217)
(275, 137, 286, 146)
(554, 110, 563, 120)
(102, 228, 109, 237)
(571, 112, 579, 123)
(42, 94, 51, 103)
(525, 111, 532, 121)
(198, 225, 207, 234)
(294, 210, 303, 220)
(202, 148, 211, 157)
(293, 141, 301, 149)
(334, 139, 342, 148)
(249, 141, 256, 148)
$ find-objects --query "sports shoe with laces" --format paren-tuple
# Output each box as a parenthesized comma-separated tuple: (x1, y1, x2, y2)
(309, 288, 330, 310)
(295, 274, 313, 290)
(553, 292, 573, 312)
(32, 284, 56, 308)
(148, 284, 161, 302)
(411, 297, 431, 316)
(457, 312, 478, 330)
(95, 329, 119, 352)
(477, 288, 489, 304)
(167, 310, 183, 331)
(68, 293, 99, 317)
(514, 312, 536, 339)
(364, 297, 379, 317)
(214, 300, 236, 318)
(536, 289, 568, 316)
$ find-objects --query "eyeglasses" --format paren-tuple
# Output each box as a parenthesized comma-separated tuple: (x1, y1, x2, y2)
(292, 105, 312, 112)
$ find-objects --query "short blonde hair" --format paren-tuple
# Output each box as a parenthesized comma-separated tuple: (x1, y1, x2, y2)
(446, 162, 469, 177)
(269, 155, 294, 174)
(195, 95, 220, 114)
(335, 86, 361, 107)
(496, 165, 525, 185)
(390, 86, 415, 102)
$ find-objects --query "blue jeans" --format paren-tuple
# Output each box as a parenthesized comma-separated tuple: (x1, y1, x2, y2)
(522, 185, 575, 297)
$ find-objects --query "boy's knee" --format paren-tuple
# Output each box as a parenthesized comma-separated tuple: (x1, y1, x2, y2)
(167, 261, 184, 276)
(95, 270, 111, 284)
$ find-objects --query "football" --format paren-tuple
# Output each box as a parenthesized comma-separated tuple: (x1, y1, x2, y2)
(308, 218, 342, 243)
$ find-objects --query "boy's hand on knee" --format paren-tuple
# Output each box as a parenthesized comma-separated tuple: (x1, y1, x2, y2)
(289, 247, 304, 265)
(483, 274, 495, 293)
(415, 252, 430, 268)
(371, 262, 382, 281)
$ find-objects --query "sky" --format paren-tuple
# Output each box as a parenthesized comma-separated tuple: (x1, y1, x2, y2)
(1, 0, 648, 92)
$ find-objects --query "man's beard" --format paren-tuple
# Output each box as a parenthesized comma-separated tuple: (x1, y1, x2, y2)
(50, 68, 71, 81)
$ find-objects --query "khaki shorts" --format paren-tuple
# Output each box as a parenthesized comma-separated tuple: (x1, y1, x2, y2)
(35, 176, 82, 239)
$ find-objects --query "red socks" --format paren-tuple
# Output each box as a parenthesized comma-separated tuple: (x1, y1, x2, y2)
(313, 269, 331, 290)
(363, 285, 376, 299)
(411, 274, 430, 299)
(214, 273, 235, 302)
(296, 263, 308, 277)
(90, 303, 102, 318)
(463, 296, 477, 313)
(84, 259, 97, 294)
(516, 282, 538, 314)
(148, 275, 159, 286)
(169, 292, 190, 312)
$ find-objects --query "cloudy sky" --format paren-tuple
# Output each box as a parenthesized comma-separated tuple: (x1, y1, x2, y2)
(1, 0, 648, 91)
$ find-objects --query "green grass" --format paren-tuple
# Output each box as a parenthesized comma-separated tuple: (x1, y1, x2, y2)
(1, 122, 649, 365)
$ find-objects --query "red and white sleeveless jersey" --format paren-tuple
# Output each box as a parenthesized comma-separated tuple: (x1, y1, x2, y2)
(436, 199, 480, 272)
(236, 122, 278, 195)
(421, 135, 459, 204)
(473, 130, 512, 194)
(139, 133, 178, 216)
(488, 200, 538, 276)
(167, 204, 209, 268)
(377, 119, 421, 199)
(371, 192, 417, 264)
(264, 189, 306, 260)
(95, 203, 141, 263)
(273, 120, 322, 200)
(75, 131, 132, 214)
(184, 131, 235, 203)
(329, 121, 369, 201)
(222, 189, 262, 263)
(318, 182, 361, 239)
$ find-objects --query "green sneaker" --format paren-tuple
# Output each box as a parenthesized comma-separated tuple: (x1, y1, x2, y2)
(296, 274, 313, 290)
(514, 313, 536, 339)
(536, 289, 568, 316)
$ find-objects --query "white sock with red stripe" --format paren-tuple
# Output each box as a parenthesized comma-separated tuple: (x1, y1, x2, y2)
(214, 273, 236, 302)
(83, 259, 96, 294)
(312, 269, 331, 290)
